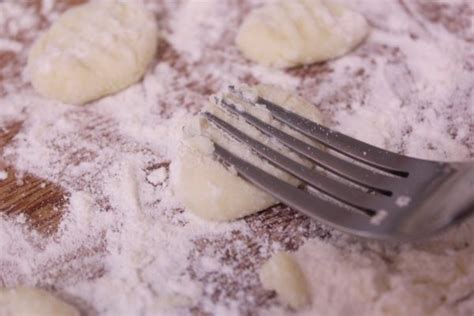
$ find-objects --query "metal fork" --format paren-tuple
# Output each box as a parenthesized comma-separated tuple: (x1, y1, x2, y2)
(202, 87, 474, 241)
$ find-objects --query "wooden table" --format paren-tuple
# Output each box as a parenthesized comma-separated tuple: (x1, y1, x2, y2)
(1, 1, 473, 315)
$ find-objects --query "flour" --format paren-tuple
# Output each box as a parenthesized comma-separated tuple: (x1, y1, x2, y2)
(395, 196, 411, 208)
(168, 0, 225, 62)
(0, 1, 473, 316)
(0, 38, 22, 53)
(146, 167, 168, 186)
(370, 210, 387, 226)
(0, 170, 7, 181)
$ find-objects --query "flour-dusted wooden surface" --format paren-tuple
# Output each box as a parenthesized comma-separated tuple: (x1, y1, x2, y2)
(0, 2, 327, 235)
(0, 3, 330, 314)
(0, 1, 473, 315)
(0, 0, 84, 234)
(0, 122, 67, 235)
(1, 0, 471, 236)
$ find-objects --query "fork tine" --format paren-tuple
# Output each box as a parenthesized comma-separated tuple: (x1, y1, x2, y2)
(218, 99, 401, 194)
(228, 87, 412, 176)
(204, 112, 388, 212)
(212, 143, 388, 237)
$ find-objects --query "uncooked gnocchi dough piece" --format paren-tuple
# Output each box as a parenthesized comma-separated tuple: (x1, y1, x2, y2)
(170, 85, 325, 221)
(27, 1, 158, 104)
(0, 287, 80, 316)
(259, 252, 310, 309)
(236, 0, 369, 68)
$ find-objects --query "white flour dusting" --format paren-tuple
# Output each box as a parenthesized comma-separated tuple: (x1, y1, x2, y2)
(395, 195, 411, 208)
(0, 1, 473, 316)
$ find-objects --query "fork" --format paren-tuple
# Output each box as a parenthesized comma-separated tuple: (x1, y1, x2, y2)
(202, 86, 474, 241)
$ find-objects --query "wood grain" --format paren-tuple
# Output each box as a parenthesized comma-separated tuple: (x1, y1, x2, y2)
(0, 0, 85, 235)
(0, 122, 67, 234)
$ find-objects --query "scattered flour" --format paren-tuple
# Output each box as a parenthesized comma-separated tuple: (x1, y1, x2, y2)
(370, 210, 388, 226)
(396, 195, 411, 208)
(0, 1, 473, 316)
(0, 38, 22, 53)
(146, 167, 167, 186)
(0, 170, 7, 181)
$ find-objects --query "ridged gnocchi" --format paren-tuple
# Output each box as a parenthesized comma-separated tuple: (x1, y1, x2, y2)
(236, 0, 369, 68)
(27, 1, 158, 104)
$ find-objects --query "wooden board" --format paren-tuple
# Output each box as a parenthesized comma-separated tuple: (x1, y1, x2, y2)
(0, 4, 326, 314)
(0, 1, 86, 234)
(1, 1, 473, 315)
(0, 122, 67, 234)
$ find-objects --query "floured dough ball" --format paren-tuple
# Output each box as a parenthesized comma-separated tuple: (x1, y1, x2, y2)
(170, 84, 325, 221)
(27, 1, 158, 104)
(236, 0, 369, 68)
(0, 287, 80, 316)
(259, 252, 310, 309)
(171, 134, 277, 222)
